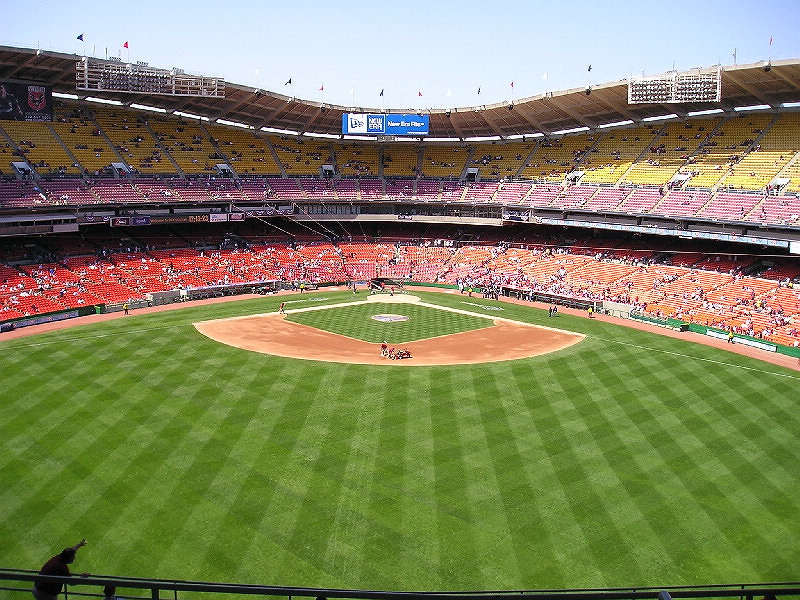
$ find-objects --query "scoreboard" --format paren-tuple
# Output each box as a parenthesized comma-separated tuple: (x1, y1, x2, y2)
(628, 67, 721, 104)
(76, 57, 225, 98)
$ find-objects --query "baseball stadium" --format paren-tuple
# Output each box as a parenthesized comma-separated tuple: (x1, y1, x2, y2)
(0, 34, 799, 600)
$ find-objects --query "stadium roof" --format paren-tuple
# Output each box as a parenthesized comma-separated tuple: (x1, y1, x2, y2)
(2, 45, 800, 139)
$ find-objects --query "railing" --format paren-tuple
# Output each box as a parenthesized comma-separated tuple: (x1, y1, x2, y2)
(2, 570, 797, 600)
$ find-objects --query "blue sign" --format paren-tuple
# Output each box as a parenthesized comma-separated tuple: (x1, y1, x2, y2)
(342, 113, 429, 136)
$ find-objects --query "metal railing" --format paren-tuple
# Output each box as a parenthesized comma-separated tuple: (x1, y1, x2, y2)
(1, 570, 798, 600)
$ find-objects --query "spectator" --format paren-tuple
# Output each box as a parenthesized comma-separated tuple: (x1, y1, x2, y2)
(0, 84, 24, 121)
(104, 584, 125, 600)
(32, 539, 88, 600)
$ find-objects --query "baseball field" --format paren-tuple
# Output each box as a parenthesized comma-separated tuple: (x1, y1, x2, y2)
(1, 289, 797, 592)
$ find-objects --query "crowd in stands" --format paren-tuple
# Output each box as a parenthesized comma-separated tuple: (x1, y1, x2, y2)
(1, 229, 799, 347)
(2, 99, 800, 227)
(1, 174, 797, 227)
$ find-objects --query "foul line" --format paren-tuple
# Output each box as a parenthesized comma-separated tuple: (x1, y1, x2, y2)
(0, 324, 186, 350)
(594, 334, 800, 380)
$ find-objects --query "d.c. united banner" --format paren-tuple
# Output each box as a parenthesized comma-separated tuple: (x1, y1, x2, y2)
(0, 80, 53, 121)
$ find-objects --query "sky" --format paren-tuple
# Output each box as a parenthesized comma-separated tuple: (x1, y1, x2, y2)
(2, 0, 799, 111)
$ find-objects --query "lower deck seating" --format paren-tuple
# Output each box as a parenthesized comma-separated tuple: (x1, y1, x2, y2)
(1, 235, 798, 348)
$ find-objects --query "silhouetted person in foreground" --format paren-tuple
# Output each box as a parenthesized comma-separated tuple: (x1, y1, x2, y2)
(32, 539, 87, 600)
(104, 584, 125, 599)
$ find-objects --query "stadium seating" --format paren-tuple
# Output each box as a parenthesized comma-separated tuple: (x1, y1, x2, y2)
(359, 179, 385, 199)
(90, 104, 172, 175)
(381, 145, 420, 178)
(420, 145, 467, 179)
(333, 142, 380, 177)
(272, 136, 330, 176)
(206, 124, 281, 176)
(0, 120, 79, 178)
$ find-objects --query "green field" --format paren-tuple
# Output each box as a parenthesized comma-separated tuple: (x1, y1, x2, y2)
(1, 290, 797, 591)
(287, 301, 492, 343)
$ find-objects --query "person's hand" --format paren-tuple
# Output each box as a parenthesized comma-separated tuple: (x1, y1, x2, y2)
(71, 539, 87, 552)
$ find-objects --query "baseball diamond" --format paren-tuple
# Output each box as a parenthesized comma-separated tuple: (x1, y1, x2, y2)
(194, 295, 585, 365)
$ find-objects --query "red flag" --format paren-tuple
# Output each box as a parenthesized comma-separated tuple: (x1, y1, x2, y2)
(123, 41, 128, 48)
(418, 90, 422, 97)
(319, 84, 324, 91)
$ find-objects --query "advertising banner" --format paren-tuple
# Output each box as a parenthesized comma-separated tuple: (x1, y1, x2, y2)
(342, 113, 429, 136)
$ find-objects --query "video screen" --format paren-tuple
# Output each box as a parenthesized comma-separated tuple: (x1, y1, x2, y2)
(0, 80, 53, 121)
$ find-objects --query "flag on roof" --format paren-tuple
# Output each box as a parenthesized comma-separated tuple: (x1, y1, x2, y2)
(769, 36, 773, 46)
(510, 81, 514, 88)
(77, 34, 84, 41)
(379, 89, 384, 97)
(588, 64, 592, 71)
(285, 78, 292, 85)
(123, 41, 128, 49)
(319, 84, 324, 91)
(418, 90, 422, 97)
(477, 86, 481, 95)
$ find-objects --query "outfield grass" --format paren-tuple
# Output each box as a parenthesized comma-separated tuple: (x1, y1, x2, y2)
(1, 290, 797, 591)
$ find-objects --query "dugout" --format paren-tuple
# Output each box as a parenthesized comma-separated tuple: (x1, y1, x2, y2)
(370, 277, 405, 292)
(502, 286, 600, 311)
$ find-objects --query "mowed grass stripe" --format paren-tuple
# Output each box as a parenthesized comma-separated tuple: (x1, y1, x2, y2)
(586, 345, 781, 581)
(536, 352, 647, 586)
(588, 354, 711, 581)
(428, 368, 481, 587)
(562, 346, 681, 586)
(465, 364, 546, 587)
(258, 367, 330, 582)
(594, 345, 793, 581)
(397, 368, 443, 586)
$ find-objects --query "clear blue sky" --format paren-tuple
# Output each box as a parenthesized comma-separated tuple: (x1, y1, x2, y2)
(2, 0, 798, 110)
